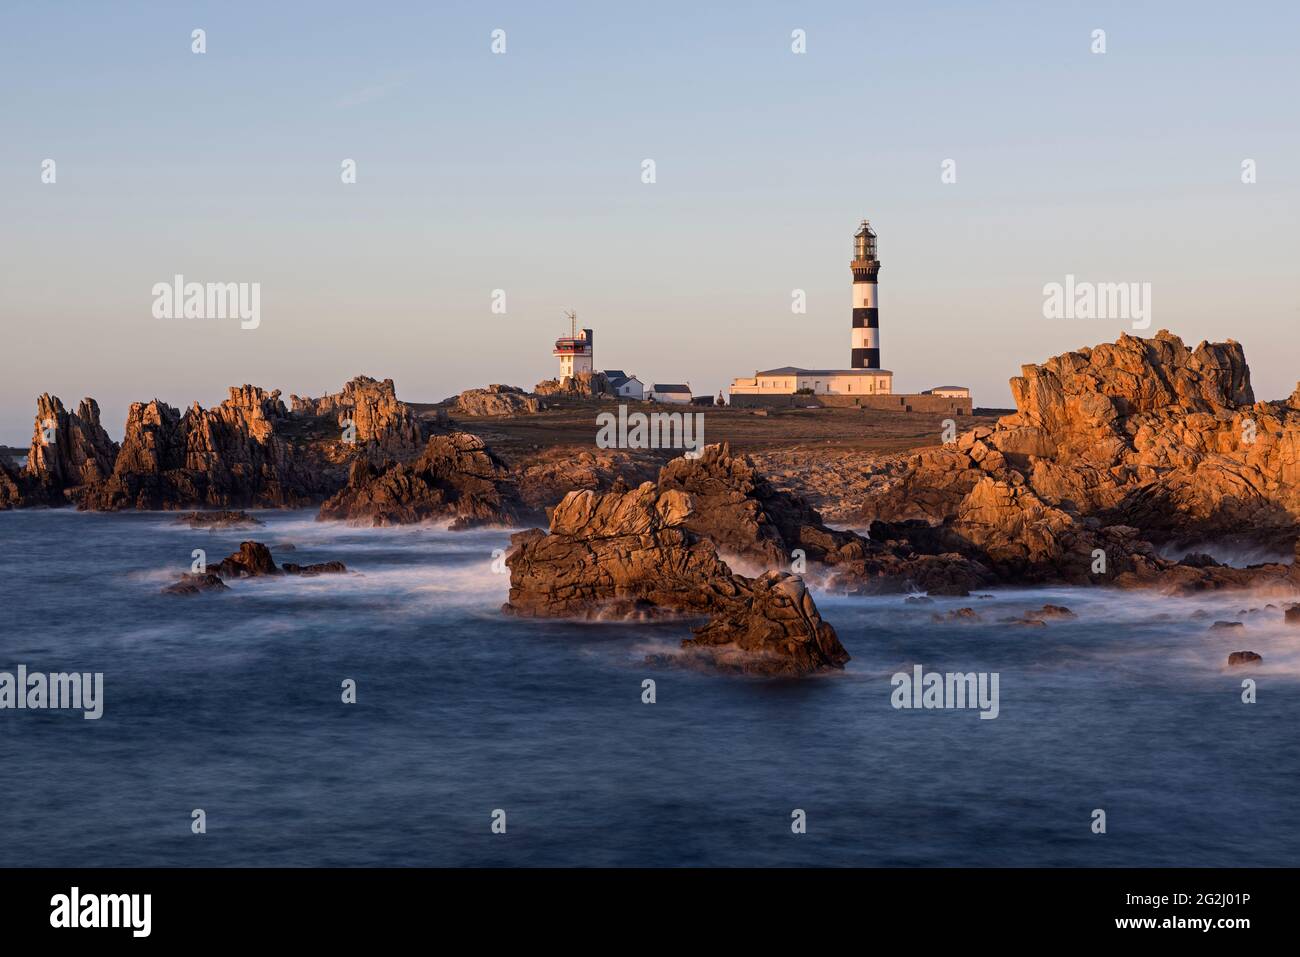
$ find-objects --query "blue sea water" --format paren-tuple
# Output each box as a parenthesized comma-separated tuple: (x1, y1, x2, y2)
(0, 509, 1297, 867)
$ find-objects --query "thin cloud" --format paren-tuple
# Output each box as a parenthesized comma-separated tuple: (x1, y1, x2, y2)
(336, 78, 405, 108)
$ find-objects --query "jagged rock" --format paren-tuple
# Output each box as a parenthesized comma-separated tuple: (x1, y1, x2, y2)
(1228, 651, 1262, 666)
(214, 541, 281, 578)
(76, 387, 329, 510)
(513, 448, 660, 512)
(0, 458, 22, 510)
(291, 376, 423, 459)
(318, 432, 529, 529)
(1285, 603, 1300, 625)
(453, 384, 540, 417)
(161, 572, 230, 595)
(856, 331, 1300, 592)
(504, 482, 848, 676)
(676, 572, 850, 676)
(1210, 621, 1244, 631)
(22, 395, 119, 502)
(505, 484, 737, 618)
(175, 510, 264, 529)
(654, 443, 993, 595)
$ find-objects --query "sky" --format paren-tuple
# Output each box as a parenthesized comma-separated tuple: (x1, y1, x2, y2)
(1, 0, 1297, 442)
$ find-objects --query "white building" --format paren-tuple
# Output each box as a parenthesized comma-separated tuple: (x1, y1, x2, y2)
(730, 367, 894, 397)
(923, 385, 971, 398)
(650, 383, 692, 404)
(604, 370, 645, 400)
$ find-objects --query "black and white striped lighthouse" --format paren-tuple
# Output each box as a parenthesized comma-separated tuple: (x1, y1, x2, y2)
(850, 219, 881, 369)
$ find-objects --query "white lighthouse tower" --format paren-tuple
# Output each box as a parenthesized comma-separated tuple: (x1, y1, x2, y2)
(850, 219, 881, 369)
(553, 310, 594, 380)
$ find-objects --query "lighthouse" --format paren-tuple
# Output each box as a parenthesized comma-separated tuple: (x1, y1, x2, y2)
(850, 219, 881, 369)
(553, 311, 594, 380)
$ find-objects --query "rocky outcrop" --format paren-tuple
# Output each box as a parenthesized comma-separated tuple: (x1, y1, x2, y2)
(290, 376, 424, 460)
(453, 384, 540, 417)
(21, 395, 119, 503)
(513, 448, 661, 513)
(0, 458, 22, 510)
(214, 541, 281, 578)
(671, 572, 850, 676)
(318, 432, 529, 528)
(75, 387, 330, 511)
(504, 480, 848, 676)
(653, 443, 993, 595)
(163, 541, 346, 592)
(860, 331, 1300, 592)
(534, 371, 610, 398)
(1227, 651, 1262, 667)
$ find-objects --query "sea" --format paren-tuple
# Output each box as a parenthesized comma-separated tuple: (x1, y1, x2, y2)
(1, 508, 1297, 867)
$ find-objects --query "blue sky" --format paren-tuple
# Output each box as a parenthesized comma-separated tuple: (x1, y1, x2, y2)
(2, 0, 1297, 440)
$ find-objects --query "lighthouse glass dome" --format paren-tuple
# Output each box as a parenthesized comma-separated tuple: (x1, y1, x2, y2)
(853, 221, 877, 261)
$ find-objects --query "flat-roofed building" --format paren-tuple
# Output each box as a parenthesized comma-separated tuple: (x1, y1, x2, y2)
(922, 385, 971, 398)
(730, 367, 894, 396)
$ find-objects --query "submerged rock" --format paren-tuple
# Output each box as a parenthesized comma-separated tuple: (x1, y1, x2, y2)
(161, 572, 230, 595)
(175, 510, 264, 529)
(1228, 651, 1262, 666)
(281, 561, 347, 576)
(932, 607, 981, 622)
(1027, 604, 1076, 619)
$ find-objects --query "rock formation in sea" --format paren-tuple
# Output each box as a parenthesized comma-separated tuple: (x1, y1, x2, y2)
(318, 431, 529, 528)
(653, 443, 992, 595)
(21, 395, 119, 504)
(856, 331, 1300, 592)
(8, 375, 430, 511)
(162, 541, 346, 592)
(73, 387, 332, 511)
(504, 477, 848, 676)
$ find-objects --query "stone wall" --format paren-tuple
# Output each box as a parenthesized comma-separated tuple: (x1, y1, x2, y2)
(728, 393, 973, 415)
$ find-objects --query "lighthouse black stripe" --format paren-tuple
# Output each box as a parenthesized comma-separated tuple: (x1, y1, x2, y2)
(851, 348, 880, 370)
(852, 308, 879, 328)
